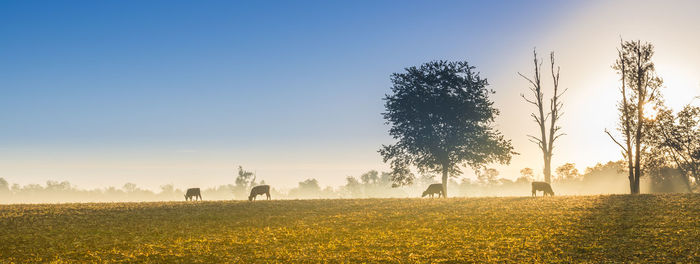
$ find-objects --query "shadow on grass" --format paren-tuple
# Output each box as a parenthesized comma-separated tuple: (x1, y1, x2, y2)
(544, 194, 699, 263)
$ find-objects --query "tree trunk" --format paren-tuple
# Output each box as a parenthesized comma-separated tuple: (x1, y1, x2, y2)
(628, 172, 635, 194)
(627, 154, 635, 194)
(681, 173, 692, 193)
(633, 123, 642, 194)
(544, 156, 551, 183)
(633, 89, 643, 191)
(442, 165, 449, 198)
(627, 156, 635, 194)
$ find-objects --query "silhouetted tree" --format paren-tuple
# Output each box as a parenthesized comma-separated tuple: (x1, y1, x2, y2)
(582, 161, 626, 183)
(360, 170, 379, 185)
(122, 183, 137, 193)
(518, 168, 534, 182)
(159, 184, 182, 199)
(235, 166, 256, 187)
(0, 178, 9, 193)
(477, 168, 500, 185)
(646, 104, 699, 192)
(298, 179, 320, 190)
(380, 60, 515, 197)
(519, 50, 566, 183)
(605, 40, 663, 194)
(288, 178, 322, 198)
(498, 178, 514, 186)
(233, 166, 257, 199)
(343, 176, 362, 197)
(417, 174, 437, 186)
(342, 171, 400, 198)
(555, 163, 581, 182)
(46, 180, 71, 192)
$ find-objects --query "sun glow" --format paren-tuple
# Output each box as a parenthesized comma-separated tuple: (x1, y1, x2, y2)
(655, 60, 700, 111)
(643, 104, 657, 120)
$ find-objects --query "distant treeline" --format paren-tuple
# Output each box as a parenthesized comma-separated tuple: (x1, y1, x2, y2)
(0, 161, 693, 204)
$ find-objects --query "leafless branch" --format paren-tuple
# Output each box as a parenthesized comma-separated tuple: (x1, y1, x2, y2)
(605, 129, 628, 154)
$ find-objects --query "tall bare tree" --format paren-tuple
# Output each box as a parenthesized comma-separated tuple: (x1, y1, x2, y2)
(519, 49, 566, 183)
(605, 40, 663, 194)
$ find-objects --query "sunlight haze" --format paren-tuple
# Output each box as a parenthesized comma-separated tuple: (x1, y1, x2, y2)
(2, 0, 699, 191)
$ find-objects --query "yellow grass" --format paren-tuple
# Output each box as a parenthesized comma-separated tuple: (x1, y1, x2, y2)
(1, 194, 698, 263)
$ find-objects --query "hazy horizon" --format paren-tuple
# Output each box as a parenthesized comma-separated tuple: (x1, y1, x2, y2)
(2, 0, 700, 192)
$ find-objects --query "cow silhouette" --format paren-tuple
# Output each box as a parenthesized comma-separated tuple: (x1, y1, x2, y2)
(184, 188, 202, 201)
(531, 181, 554, 197)
(422, 183, 443, 198)
(249, 185, 271, 201)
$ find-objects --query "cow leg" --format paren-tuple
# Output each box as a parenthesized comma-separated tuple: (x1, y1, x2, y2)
(266, 192, 270, 200)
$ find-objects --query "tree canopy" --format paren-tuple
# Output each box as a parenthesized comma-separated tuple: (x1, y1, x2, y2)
(379, 60, 515, 197)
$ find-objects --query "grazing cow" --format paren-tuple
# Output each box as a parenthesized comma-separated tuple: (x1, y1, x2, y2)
(185, 188, 202, 201)
(531, 181, 554, 197)
(249, 185, 271, 201)
(422, 183, 443, 198)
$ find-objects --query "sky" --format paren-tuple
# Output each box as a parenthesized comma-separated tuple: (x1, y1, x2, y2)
(1, 0, 700, 191)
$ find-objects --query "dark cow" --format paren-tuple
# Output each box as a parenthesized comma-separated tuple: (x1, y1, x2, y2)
(422, 183, 443, 198)
(531, 181, 554, 197)
(249, 185, 271, 201)
(184, 188, 202, 201)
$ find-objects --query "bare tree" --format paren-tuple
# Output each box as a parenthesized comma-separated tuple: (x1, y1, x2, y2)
(605, 40, 663, 194)
(519, 49, 566, 183)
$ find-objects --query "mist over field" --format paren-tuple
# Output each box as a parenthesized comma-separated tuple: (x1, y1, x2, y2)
(1, 161, 692, 204)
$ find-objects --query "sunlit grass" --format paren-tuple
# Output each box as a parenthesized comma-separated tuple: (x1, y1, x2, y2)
(0, 194, 698, 263)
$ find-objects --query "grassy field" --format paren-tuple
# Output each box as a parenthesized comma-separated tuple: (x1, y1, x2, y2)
(0, 194, 698, 263)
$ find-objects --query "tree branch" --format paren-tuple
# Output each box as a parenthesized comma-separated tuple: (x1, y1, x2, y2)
(605, 129, 628, 154)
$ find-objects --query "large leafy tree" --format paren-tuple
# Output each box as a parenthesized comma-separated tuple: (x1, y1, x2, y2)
(379, 60, 515, 197)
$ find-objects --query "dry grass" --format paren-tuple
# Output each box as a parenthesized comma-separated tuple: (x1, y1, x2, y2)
(0, 194, 698, 263)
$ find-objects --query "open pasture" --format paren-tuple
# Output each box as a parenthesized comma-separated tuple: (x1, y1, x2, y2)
(1, 194, 698, 263)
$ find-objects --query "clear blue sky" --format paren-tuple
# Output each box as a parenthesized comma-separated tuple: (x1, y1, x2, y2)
(2, 1, 698, 190)
(1, 1, 558, 145)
